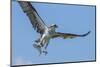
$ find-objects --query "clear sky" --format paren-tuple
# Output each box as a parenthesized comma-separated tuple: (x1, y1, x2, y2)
(12, 1, 96, 65)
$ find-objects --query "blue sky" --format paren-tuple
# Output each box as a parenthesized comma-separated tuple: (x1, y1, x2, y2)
(12, 1, 96, 65)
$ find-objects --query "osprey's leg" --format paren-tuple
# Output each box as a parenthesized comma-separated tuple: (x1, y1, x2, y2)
(38, 34, 46, 47)
(42, 40, 49, 55)
(35, 34, 49, 55)
(44, 40, 49, 49)
(33, 43, 42, 55)
(33, 34, 48, 55)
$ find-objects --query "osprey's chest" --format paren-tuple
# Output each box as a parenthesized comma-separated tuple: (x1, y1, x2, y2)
(44, 28, 55, 36)
(48, 28, 55, 34)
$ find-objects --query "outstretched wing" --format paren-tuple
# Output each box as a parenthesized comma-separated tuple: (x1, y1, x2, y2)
(51, 31, 90, 39)
(18, 1, 47, 34)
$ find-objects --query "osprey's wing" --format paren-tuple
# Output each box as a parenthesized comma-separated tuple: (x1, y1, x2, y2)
(18, 1, 47, 34)
(51, 31, 90, 39)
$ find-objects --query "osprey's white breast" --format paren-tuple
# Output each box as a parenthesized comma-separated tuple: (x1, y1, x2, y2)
(43, 27, 56, 40)
(40, 26, 56, 46)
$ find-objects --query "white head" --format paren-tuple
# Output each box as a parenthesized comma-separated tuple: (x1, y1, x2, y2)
(49, 24, 58, 28)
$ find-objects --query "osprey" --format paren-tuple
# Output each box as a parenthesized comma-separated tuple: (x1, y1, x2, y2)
(18, 1, 90, 55)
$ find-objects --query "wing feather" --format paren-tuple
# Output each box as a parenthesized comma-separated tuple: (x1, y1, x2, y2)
(52, 31, 90, 39)
(18, 1, 47, 34)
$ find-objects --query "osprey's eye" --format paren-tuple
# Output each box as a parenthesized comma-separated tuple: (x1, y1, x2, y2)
(54, 25, 58, 28)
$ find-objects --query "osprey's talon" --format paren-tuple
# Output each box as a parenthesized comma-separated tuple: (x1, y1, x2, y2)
(33, 44, 42, 55)
(43, 51, 48, 55)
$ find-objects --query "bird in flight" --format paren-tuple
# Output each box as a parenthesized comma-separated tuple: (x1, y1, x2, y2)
(18, 1, 90, 55)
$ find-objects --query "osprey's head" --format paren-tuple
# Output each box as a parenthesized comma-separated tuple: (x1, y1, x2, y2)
(50, 24, 58, 28)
